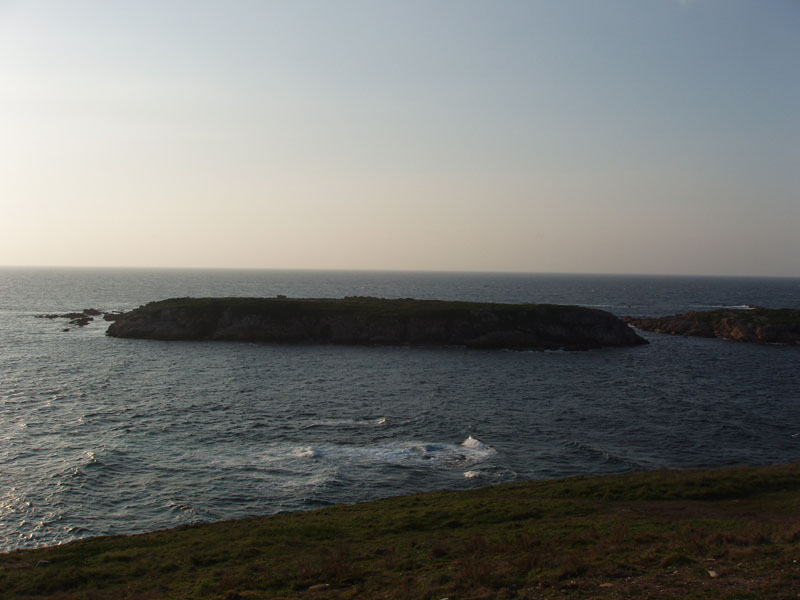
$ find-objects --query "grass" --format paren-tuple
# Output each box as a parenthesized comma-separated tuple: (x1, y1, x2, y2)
(109, 296, 645, 349)
(2, 463, 799, 599)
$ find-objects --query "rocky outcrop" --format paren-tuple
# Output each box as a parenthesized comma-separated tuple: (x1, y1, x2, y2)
(35, 308, 123, 328)
(624, 307, 800, 344)
(106, 296, 647, 351)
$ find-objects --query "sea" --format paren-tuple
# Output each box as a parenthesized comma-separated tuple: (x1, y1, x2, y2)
(1, 267, 799, 553)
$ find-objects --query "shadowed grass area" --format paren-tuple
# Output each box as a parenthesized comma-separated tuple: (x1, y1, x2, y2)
(112, 297, 603, 331)
(139, 296, 597, 318)
(2, 463, 799, 599)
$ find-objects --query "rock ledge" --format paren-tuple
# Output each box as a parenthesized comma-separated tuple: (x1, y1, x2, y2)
(624, 307, 800, 344)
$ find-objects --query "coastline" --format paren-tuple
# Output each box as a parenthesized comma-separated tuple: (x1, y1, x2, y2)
(624, 307, 800, 345)
(3, 462, 799, 599)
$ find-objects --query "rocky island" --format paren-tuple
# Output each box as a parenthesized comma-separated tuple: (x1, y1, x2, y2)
(624, 307, 800, 344)
(106, 296, 647, 350)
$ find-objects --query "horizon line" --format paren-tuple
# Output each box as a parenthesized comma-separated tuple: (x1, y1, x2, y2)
(0, 264, 797, 280)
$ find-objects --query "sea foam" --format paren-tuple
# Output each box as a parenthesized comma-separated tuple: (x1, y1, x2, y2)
(461, 435, 490, 451)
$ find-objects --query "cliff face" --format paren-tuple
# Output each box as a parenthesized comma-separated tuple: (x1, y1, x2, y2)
(106, 297, 647, 351)
(624, 308, 800, 344)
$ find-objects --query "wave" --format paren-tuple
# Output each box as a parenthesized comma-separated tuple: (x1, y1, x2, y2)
(301, 417, 389, 430)
(461, 435, 490, 451)
(563, 439, 644, 469)
(294, 447, 320, 459)
(291, 437, 495, 468)
(166, 500, 198, 517)
(692, 304, 755, 310)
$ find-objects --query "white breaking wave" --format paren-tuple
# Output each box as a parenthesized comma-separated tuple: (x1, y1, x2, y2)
(694, 304, 755, 310)
(291, 438, 495, 467)
(294, 447, 321, 459)
(304, 417, 389, 429)
(461, 435, 491, 451)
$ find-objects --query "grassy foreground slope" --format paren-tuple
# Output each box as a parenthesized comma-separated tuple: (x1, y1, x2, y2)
(2, 464, 799, 599)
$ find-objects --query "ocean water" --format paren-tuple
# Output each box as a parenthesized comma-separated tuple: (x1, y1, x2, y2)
(1, 267, 799, 552)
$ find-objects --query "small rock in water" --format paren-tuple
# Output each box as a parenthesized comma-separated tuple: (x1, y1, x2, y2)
(69, 317, 93, 327)
(36, 309, 106, 328)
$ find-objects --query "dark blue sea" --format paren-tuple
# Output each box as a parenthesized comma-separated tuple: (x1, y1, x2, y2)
(1, 268, 799, 552)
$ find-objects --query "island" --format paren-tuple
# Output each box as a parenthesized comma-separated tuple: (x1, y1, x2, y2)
(106, 296, 647, 350)
(624, 307, 800, 344)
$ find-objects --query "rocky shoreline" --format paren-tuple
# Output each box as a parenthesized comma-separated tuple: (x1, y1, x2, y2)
(105, 296, 647, 351)
(624, 307, 800, 344)
(35, 308, 123, 331)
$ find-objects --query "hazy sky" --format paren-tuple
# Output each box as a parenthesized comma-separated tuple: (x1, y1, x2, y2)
(1, 1, 798, 276)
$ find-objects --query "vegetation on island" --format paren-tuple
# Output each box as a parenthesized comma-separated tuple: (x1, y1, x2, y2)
(118, 295, 599, 321)
(106, 296, 647, 350)
(2, 462, 799, 599)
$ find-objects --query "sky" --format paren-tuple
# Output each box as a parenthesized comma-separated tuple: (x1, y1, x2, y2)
(1, 0, 798, 276)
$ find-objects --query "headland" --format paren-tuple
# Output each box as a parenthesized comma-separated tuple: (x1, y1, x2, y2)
(624, 307, 800, 344)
